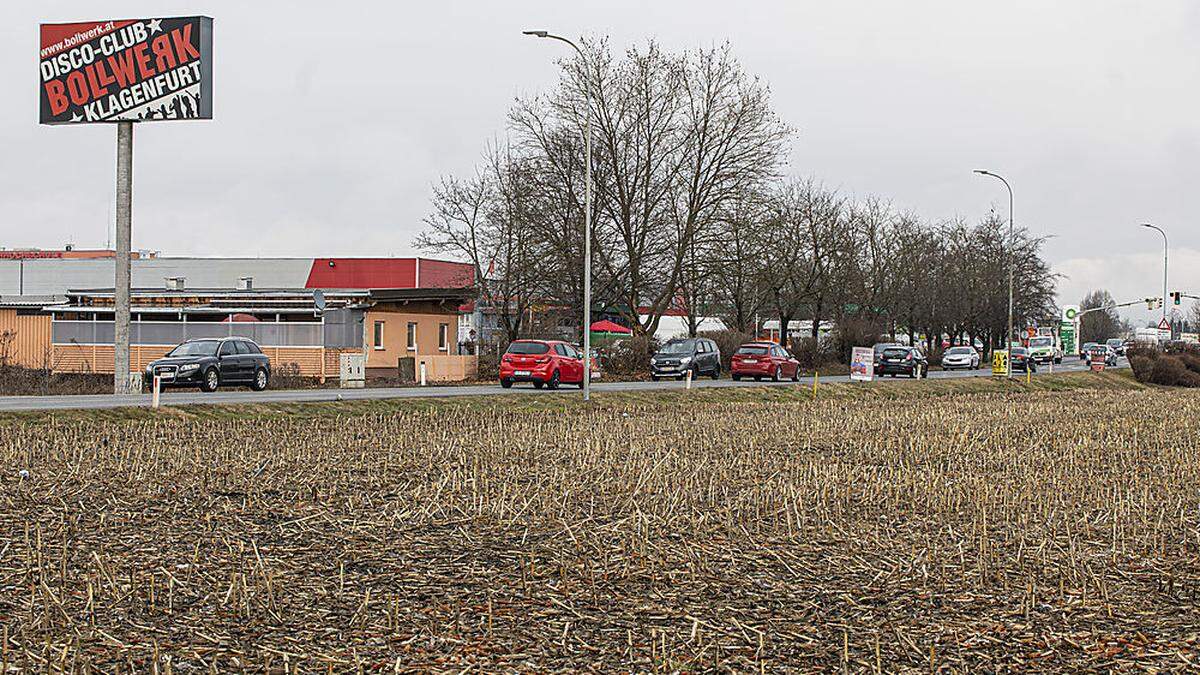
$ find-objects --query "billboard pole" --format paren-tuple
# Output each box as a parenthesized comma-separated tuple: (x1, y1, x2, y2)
(114, 121, 133, 394)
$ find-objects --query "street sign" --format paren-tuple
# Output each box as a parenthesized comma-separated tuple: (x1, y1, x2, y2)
(1158, 317, 1170, 331)
(992, 350, 1009, 377)
(850, 346, 874, 382)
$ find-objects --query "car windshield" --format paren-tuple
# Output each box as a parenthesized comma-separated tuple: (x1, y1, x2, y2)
(659, 339, 696, 354)
(1013, 347, 1028, 355)
(167, 340, 219, 357)
(1029, 337, 1051, 347)
(882, 348, 909, 358)
(1106, 339, 1122, 346)
(946, 347, 973, 355)
(736, 345, 769, 355)
(506, 341, 549, 355)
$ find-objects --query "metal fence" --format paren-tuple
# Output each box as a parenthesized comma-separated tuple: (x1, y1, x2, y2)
(53, 320, 329, 348)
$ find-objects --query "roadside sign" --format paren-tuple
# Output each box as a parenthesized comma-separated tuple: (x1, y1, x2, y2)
(1182, 332, 1199, 344)
(850, 346, 874, 382)
(992, 350, 1009, 376)
(1090, 353, 1106, 373)
(39, 17, 214, 124)
(1158, 317, 1170, 331)
(1059, 321, 1076, 355)
(1062, 305, 1079, 322)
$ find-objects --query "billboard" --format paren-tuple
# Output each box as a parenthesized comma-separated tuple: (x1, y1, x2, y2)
(850, 346, 874, 382)
(39, 17, 212, 124)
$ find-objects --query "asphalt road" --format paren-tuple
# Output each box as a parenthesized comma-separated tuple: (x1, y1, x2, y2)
(0, 356, 1116, 412)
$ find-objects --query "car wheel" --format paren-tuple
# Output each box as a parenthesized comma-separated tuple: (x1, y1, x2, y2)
(533, 381, 544, 389)
(771, 366, 782, 382)
(651, 374, 659, 382)
(711, 365, 720, 380)
(791, 366, 800, 382)
(200, 368, 220, 393)
(753, 376, 762, 382)
(251, 368, 269, 391)
(546, 370, 560, 390)
(500, 379, 513, 389)
(732, 374, 741, 381)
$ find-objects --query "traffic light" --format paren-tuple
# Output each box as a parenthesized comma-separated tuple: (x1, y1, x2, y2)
(1146, 297, 1156, 310)
(1158, 297, 1164, 309)
(1172, 291, 1182, 306)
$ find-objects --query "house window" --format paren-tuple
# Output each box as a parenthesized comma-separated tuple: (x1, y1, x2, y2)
(373, 321, 384, 350)
(407, 322, 417, 351)
(438, 323, 449, 351)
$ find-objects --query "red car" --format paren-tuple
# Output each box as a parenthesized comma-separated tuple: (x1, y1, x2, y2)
(500, 339, 590, 389)
(730, 342, 801, 382)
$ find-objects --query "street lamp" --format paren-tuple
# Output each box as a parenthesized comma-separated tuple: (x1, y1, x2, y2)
(524, 29, 594, 402)
(975, 170, 1015, 377)
(1141, 223, 1168, 327)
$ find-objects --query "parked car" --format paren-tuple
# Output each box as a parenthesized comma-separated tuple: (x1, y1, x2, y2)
(499, 339, 588, 389)
(1106, 338, 1126, 356)
(1026, 336, 1063, 364)
(940, 345, 980, 370)
(872, 342, 901, 370)
(1010, 346, 1037, 373)
(877, 346, 928, 378)
(730, 342, 800, 382)
(145, 337, 271, 392)
(649, 337, 721, 381)
(1079, 342, 1099, 358)
(1085, 344, 1118, 366)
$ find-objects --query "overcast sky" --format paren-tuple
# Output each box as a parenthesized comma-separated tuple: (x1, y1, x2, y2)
(4, 1, 1199, 324)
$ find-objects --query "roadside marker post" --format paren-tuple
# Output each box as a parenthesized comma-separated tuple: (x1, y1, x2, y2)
(419, 361, 427, 386)
(686, 369, 692, 390)
(152, 375, 161, 409)
(812, 372, 819, 397)
(1026, 368, 1031, 385)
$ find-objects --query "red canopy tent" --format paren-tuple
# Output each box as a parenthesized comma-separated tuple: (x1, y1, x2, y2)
(590, 319, 632, 334)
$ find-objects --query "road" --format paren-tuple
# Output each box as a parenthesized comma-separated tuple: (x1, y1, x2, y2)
(0, 356, 1114, 412)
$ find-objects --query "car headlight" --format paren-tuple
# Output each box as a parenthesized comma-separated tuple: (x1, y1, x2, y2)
(680, 356, 692, 364)
(178, 363, 200, 374)
(650, 358, 658, 365)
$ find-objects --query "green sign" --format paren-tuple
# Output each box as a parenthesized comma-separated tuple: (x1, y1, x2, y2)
(1059, 321, 1076, 354)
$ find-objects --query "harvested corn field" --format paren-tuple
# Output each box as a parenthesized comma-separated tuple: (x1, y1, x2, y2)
(2, 385, 1199, 672)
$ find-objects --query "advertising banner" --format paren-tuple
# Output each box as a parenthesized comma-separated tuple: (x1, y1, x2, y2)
(850, 346, 874, 382)
(39, 16, 212, 124)
(992, 350, 1009, 376)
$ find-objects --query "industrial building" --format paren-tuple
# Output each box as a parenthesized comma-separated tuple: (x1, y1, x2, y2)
(0, 252, 478, 383)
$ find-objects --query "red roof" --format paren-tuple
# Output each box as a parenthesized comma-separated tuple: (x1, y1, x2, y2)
(590, 319, 632, 334)
(304, 258, 474, 290)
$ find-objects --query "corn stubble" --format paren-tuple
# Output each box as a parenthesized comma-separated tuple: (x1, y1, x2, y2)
(1, 389, 1198, 672)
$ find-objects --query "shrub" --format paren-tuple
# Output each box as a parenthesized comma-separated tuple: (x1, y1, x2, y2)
(698, 329, 754, 369)
(1128, 346, 1200, 387)
(598, 334, 659, 375)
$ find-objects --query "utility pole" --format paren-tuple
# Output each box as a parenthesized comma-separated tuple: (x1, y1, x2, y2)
(975, 170, 1015, 378)
(523, 30, 593, 401)
(114, 121, 134, 394)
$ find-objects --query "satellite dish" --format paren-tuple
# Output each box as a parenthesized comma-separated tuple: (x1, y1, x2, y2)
(313, 289, 327, 314)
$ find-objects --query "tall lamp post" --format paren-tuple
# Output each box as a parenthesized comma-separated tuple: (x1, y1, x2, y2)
(524, 30, 593, 401)
(1141, 223, 1168, 329)
(975, 170, 1015, 377)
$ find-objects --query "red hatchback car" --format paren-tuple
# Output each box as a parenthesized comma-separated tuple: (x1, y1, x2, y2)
(730, 342, 801, 382)
(500, 339, 591, 389)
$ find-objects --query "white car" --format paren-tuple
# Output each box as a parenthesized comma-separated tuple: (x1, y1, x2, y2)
(940, 345, 981, 370)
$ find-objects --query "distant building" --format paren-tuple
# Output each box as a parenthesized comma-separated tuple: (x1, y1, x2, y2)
(0, 256, 479, 382)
